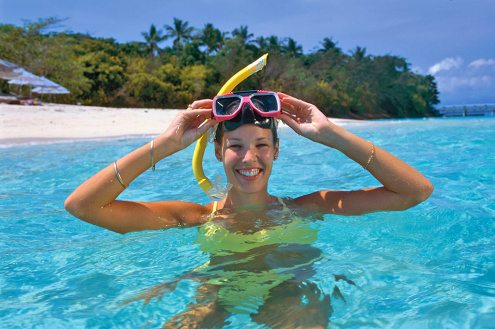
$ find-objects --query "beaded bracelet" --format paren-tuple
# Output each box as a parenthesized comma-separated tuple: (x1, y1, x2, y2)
(363, 143, 375, 170)
(113, 161, 127, 188)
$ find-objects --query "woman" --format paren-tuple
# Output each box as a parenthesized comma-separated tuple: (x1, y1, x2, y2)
(65, 92, 433, 327)
(65, 92, 433, 231)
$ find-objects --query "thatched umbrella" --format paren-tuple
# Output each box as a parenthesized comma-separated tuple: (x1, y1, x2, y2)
(0, 59, 21, 80)
(32, 84, 70, 102)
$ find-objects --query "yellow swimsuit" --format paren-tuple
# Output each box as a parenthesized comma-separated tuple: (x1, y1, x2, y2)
(195, 198, 320, 314)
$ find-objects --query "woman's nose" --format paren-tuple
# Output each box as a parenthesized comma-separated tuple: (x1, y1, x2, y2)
(242, 147, 257, 162)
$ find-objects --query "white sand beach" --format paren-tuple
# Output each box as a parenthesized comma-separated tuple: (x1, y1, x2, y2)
(0, 102, 355, 146)
(0, 103, 182, 145)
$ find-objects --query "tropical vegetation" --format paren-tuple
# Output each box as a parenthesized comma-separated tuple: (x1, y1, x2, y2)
(0, 17, 440, 118)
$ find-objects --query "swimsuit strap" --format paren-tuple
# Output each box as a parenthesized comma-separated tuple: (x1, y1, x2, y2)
(277, 196, 299, 218)
(276, 197, 289, 211)
(211, 201, 218, 216)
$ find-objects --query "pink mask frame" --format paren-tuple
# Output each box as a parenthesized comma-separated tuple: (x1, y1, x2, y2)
(212, 90, 281, 122)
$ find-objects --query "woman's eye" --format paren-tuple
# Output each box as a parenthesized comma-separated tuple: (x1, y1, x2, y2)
(229, 144, 241, 148)
(257, 144, 269, 148)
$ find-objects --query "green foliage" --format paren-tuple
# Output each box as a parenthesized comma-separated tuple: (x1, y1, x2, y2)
(0, 17, 440, 118)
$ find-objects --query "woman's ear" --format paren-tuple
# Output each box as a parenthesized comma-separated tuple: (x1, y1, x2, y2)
(214, 140, 222, 162)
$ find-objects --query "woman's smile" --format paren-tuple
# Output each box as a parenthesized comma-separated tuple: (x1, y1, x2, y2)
(236, 167, 263, 180)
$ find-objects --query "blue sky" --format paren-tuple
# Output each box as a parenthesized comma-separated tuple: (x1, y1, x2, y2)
(1, 0, 494, 106)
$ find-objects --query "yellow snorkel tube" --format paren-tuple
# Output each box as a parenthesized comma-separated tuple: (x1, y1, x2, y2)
(192, 53, 268, 200)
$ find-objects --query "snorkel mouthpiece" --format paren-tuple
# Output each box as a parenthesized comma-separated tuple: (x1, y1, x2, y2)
(192, 54, 269, 199)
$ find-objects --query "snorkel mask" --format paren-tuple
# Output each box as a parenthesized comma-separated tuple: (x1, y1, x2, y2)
(213, 90, 281, 132)
(192, 54, 269, 200)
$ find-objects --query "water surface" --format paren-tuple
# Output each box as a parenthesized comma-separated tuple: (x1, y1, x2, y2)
(1, 117, 494, 328)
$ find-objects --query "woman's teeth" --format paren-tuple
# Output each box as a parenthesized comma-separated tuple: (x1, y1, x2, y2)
(238, 169, 260, 177)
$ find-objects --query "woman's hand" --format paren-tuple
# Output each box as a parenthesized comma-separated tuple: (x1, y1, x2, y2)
(277, 92, 333, 145)
(161, 100, 217, 152)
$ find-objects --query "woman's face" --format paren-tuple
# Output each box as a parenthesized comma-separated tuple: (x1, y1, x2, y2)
(215, 124, 279, 196)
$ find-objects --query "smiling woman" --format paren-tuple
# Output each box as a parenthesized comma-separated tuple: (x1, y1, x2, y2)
(64, 91, 433, 326)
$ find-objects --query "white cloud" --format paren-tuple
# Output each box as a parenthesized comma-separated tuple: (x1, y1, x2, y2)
(428, 57, 463, 75)
(426, 56, 495, 104)
(436, 75, 492, 92)
(468, 58, 495, 69)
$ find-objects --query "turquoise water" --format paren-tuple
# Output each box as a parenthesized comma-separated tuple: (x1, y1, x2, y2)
(1, 117, 494, 328)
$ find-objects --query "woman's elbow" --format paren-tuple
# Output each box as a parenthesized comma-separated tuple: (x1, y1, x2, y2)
(424, 180, 434, 199)
(64, 194, 87, 219)
(407, 180, 434, 209)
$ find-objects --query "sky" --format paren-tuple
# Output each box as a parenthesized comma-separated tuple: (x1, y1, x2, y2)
(1, 0, 494, 106)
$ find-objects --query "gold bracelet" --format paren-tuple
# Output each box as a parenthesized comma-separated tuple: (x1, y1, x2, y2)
(113, 161, 127, 188)
(363, 143, 375, 170)
(150, 140, 155, 172)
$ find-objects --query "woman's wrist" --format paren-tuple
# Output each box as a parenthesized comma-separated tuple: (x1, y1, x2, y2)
(315, 121, 346, 149)
(152, 133, 182, 163)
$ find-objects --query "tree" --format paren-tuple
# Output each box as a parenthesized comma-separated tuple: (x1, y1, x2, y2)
(199, 23, 229, 55)
(283, 38, 303, 58)
(141, 24, 167, 57)
(0, 17, 63, 67)
(254, 36, 268, 52)
(319, 37, 336, 52)
(351, 46, 368, 62)
(76, 37, 126, 104)
(266, 35, 283, 55)
(164, 18, 195, 54)
(232, 25, 254, 47)
(318, 37, 341, 55)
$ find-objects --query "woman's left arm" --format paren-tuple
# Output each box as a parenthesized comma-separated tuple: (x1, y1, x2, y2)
(278, 93, 434, 215)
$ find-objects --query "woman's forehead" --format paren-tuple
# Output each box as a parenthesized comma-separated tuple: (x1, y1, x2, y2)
(224, 124, 272, 141)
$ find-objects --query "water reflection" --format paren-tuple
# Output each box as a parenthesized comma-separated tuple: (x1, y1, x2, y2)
(129, 200, 356, 328)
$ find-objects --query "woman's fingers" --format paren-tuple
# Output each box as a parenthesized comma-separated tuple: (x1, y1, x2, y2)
(279, 112, 302, 134)
(188, 99, 213, 110)
(277, 92, 313, 118)
(183, 108, 213, 121)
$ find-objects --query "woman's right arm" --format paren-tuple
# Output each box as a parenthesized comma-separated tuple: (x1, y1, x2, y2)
(64, 101, 217, 234)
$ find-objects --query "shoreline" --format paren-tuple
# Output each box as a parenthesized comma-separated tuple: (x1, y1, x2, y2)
(0, 103, 182, 147)
(0, 102, 358, 147)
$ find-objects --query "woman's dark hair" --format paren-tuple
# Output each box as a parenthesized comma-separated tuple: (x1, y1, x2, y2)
(214, 120, 278, 145)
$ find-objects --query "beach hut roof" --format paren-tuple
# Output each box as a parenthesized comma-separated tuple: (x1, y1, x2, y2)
(7, 69, 47, 86)
(32, 86, 70, 94)
(0, 59, 22, 80)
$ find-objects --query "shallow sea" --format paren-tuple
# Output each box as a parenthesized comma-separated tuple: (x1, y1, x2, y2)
(1, 117, 494, 328)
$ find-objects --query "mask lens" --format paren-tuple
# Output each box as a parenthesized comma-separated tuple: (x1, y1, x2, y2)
(215, 96, 241, 116)
(250, 94, 279, 112)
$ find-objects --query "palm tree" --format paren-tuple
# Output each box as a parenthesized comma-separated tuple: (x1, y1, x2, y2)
(351, 46, 368, 62)
(284, 38, 303, 58)
(164, 17, 195, 54)
(232, 25, 254, 47)
(217, 31, 230, 51)
(254, 36, 268, 52)
(319, 37, 337, 52)
(200, 23, 217, 54)
(267, 35, 283, 54)
(199, 23, 228, 55)
(141, 24, 167, 57)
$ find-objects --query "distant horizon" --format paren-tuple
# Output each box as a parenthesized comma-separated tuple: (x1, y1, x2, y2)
(436, 103, 495, 109)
